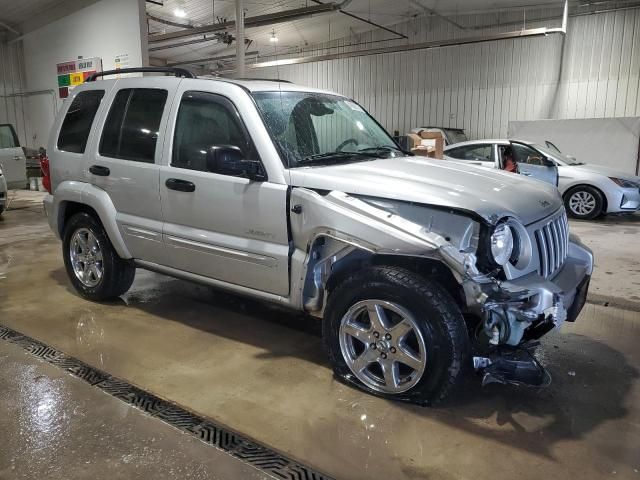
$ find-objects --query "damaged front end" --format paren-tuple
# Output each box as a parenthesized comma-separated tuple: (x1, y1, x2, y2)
(291, 188, 593, 389)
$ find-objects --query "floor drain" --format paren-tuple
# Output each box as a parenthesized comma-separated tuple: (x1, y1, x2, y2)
(0, 324, 333, 480)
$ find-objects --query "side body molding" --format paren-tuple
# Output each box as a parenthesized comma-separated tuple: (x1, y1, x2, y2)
(51, 181, 132, 259)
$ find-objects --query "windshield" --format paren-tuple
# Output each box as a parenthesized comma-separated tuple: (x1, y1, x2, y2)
(444, 129, 468, 144)
(252, 91, 402, 168)
(532, 143, 583, 166)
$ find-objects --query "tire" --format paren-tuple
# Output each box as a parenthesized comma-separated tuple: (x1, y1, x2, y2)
(62, 212, 135, 301)
(323, 265, 469, 406)
(564, 186, 604, 220)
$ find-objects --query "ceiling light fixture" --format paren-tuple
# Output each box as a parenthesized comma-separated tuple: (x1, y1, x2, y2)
(270, 30, 278, 42)
(174, 7, 187, 18)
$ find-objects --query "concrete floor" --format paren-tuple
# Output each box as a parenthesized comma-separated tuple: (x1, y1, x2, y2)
(1, 190, 639, 479)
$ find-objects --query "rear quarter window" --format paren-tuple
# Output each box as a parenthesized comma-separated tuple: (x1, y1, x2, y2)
(57, 90, 105, 153)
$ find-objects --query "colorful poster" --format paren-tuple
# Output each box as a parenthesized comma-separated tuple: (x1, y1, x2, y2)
(56, 57, 103, 99)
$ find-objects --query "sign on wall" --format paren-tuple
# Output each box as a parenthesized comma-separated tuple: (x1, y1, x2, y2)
(56, 57, 103, 99)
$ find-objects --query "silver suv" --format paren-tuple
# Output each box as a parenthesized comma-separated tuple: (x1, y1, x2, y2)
(43, 68, 593, 404)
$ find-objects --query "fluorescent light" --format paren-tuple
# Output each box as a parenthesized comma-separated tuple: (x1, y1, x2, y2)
(174, 7, 187, 18)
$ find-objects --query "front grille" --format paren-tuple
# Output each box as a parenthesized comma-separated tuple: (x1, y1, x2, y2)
(534, 210, 569, 278)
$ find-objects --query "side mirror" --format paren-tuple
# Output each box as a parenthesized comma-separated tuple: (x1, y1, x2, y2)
(206, 145, 267, 181)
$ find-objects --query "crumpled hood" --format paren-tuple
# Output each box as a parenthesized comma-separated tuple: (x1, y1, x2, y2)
(289, 156, 563, 225)
(571, 163, 640, 184)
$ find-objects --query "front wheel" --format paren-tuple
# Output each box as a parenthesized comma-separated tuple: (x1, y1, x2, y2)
(324, 265, 469, 405)
(564, 186, 604, 220)
(62, 212, 135, 301)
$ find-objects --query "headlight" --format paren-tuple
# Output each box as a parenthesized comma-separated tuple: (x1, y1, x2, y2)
(491, 223, 515, 266)
(609, 177, 638, 188)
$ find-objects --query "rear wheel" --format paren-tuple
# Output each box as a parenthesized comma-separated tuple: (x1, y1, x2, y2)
(324, 265, 469, 405)
(63, 212, 135, 301)
(564, 186, 604, 220)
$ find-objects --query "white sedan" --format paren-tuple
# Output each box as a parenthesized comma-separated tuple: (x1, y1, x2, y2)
(444, 139, 640, 219)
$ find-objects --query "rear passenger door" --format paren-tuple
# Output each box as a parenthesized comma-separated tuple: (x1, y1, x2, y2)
(445, 144, 496, 170)
(158, 83, 290, 296)
(87, 78, 179, 263)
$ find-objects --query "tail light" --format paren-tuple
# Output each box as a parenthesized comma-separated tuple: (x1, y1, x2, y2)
(40, 153, 51, 194)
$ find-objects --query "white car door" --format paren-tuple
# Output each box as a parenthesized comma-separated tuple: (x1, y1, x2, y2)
(86, 78, 180, 264)
(444, 143, 495, 170)
(510, 142, 558, 186)
(0, 124, 27, 189)
(158, 81, 290, 296)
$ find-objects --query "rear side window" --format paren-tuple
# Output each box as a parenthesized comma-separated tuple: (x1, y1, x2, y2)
(0, 124, 19, 149)
(57, 90, 105, 153)
(100, 88, 168, 163)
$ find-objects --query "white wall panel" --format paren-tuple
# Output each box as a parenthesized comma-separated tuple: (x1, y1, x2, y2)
(246, 7, 640, 140)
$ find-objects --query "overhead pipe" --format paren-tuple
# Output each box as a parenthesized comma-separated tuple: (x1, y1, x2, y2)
(0, 21, 20, 35)
(167, 51, 259, 67)
(310, 0, 407, 39)
(149, 3, 340, 44)
(245, 25, 567, 70)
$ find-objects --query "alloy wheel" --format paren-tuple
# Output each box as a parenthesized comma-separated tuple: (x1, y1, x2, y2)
(569, 190, 597, 216)
(339, 300, 427, 394)
(70, 228, 104, 288)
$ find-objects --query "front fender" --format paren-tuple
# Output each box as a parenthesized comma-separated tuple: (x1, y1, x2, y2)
(52, 181, 132, 259)
(289, 188, 485, 313)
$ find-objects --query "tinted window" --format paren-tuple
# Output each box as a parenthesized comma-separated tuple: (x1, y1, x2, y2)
(447, 145, 493, 161)
(57, 90, 105, 153)
(0, 124, 19, 149)
(100, 88, 168, 163)
(172, 91, 253, 172)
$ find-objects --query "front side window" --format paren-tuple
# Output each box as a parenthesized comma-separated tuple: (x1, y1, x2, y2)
(57, 90, 105, 153)
(512, 143, 545, 166)
(172, 91, 253, 172)
(0, 124, 19, 149)
(252, 91, 402, 168)
(100, 88, 168, 163)
(447, 145, 493, 161)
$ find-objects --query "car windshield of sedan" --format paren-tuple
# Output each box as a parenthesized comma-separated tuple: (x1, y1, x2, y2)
(252, 91, 403, 168)
(533, 143, 584, 166)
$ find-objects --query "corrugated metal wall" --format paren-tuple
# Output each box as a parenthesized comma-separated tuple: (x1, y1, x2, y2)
(0, 39, 29, 146)
(246, 6, 640, 140)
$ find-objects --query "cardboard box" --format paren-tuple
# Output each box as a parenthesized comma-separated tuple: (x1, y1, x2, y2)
(406, 131, 444, 159)
(418, 131, 444, 159)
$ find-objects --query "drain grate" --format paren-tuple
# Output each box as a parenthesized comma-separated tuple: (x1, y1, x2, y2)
(0, 324, 333, 480)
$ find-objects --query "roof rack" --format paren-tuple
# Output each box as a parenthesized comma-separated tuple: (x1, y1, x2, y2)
(87, 67, 196, 82)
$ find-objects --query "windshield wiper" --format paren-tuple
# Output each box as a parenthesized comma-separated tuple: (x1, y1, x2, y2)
(357, 145, 409, 157)
(298, 151, 370, 165)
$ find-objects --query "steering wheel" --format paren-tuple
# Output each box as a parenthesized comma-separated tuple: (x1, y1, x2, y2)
(335, 138, 358, 152)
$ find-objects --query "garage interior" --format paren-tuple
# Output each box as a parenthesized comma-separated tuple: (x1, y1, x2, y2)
(1, 1, 640, 479)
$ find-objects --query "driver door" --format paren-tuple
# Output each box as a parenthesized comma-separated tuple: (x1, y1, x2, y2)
(158, 86, 290, 296)
(510, 142, 558, 186)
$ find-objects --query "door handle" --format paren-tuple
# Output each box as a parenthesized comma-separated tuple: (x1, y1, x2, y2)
(522, 172, 532, 176)
(13, 156, 21, 161)
(89, 165, 110, 176)
(166, 178, 196, 192)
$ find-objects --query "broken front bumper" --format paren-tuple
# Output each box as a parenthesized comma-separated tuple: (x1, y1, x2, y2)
(466, 234, 593, 344)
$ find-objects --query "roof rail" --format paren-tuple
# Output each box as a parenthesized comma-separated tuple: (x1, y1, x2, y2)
(86, 67, 196, 82)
